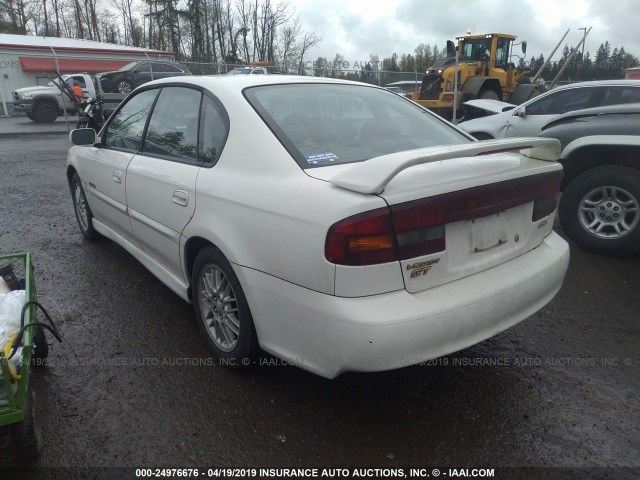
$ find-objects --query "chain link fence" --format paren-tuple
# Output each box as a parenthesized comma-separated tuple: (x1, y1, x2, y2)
(0, 47, 421, 128)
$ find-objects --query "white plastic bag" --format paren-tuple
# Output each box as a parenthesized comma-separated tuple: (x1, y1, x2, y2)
(0, 289, 26, 348)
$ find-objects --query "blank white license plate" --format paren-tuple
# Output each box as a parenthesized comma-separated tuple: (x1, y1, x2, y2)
(471, 213, 508, 253)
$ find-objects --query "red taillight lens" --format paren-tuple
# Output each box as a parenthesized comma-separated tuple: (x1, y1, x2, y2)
(326, 170, 563, 266)
(325, 208, 397, 265)
(531, 172, 563, 221)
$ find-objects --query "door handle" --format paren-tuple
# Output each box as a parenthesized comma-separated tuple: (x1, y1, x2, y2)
(112, 171, 122, 183)
(172, 190, 189, 207)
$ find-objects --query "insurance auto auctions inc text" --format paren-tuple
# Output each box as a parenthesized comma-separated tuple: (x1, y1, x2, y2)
(254, 468, 495, 478)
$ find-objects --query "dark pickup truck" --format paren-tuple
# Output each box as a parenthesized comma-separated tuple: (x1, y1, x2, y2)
(540, 103, 640, 256)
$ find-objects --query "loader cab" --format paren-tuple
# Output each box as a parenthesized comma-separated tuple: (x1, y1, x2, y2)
(494, 36, 513, 69)
(457, 33, 517, 70)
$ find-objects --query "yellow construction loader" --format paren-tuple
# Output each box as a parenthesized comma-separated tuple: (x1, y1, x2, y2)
(409, 32, 543, 118)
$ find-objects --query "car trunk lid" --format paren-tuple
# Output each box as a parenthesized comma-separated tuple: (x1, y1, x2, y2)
(320, 139, 563, 294)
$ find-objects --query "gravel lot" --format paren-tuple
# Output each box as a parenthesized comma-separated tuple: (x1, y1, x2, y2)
(0, 135, 638, 479)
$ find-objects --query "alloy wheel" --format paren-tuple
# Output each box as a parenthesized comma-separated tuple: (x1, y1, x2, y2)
(198, 264, 240, 352)
(579, 185, 639, 238)
(74, 183, 89, 232)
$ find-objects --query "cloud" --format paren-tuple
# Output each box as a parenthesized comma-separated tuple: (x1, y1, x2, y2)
(290, 0, 639, 68)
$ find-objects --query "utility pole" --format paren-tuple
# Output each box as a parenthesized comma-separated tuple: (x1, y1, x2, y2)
(550, 27, 591, 89)
(578, 27, 587, 81)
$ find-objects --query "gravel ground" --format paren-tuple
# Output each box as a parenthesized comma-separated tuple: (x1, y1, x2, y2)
(0, 136, 638, 480)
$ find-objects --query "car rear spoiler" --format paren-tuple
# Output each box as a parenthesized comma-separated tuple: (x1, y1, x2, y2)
(329, 138, 561, 195)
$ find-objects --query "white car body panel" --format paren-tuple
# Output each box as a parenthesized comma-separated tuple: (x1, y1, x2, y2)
(126, 154, 199, 279)
(327, 138, 560, 195)
(74, 146, 134, 239)
(458, 109, 513, 138)
(460, 105, 555, 139)
(462, 99, 516, 114)
(238, 232, 568, 378)
(505, 112, 556, 138)
(66, 75, 570, 378)
(459, 82, 597, 139)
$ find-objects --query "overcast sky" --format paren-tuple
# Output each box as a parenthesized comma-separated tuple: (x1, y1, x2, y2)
(288, 0, 638, 68)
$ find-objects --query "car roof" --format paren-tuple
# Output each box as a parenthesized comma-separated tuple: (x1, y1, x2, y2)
(137, 74, 376, 92)
(550, 79, 640, 90)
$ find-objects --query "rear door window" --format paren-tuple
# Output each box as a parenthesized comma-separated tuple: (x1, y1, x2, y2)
(135, 63, 151, 73)
(601, 86, 640, 105)
(200, 95, 229, 165)
(142, 87, 201, 161)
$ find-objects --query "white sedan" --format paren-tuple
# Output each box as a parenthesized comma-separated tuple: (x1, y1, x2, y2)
(67, 76, 569, 378)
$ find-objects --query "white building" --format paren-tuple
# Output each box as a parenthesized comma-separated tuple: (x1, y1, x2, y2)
(0, 34, 173, 115)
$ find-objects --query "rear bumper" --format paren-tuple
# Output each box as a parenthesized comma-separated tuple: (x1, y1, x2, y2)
(238, 232, 570, 378)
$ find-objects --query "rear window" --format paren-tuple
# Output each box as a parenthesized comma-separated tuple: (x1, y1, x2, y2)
(244, 83, 469, 169)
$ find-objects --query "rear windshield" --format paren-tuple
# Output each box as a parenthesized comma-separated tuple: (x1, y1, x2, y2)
(228, 68, 253, 75)
(244, 83, 469, 169)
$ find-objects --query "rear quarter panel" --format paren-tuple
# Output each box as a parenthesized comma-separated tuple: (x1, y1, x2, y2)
(182, 91, 388, 295)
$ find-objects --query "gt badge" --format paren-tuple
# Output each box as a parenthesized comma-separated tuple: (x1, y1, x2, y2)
(407, 258, 441, 278)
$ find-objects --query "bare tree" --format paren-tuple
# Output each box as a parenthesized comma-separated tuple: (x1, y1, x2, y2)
(297, 30, 320, 73)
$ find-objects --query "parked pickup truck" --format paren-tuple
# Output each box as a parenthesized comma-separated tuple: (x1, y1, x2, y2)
(540, 103, 640, 256)
(12, 73, 125, 123)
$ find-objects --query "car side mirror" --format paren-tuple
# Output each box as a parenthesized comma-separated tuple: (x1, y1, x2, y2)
(515, 107, 526, 117)
(70, 128, 98, 146)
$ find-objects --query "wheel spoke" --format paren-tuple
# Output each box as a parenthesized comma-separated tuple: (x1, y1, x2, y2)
(224, 315, 240, 336)
(220, 322, 233, 345)
(586, 218, 600, 229)
(225, 312, 240, 329)
(203, 272, 214, 297)
(215, 269, 224, 292)
(222, 282, 231, 299)
(200, 296, 213, 316)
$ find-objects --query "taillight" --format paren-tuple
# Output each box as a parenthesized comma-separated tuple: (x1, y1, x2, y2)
(326, 170, 563, 266)
(325, 208, 397, 266)
(531, 171, 563, 221)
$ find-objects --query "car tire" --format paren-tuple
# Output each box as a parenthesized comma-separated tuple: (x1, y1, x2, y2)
(116, 80, 132, 94)
(71, 173, 100, 241)
(191, 246, 258, 368)
(559, 166, 640, 256)
(10, 390, 42, 462)
(478, 89, 500, 101)
(31, 100, 58, 123)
